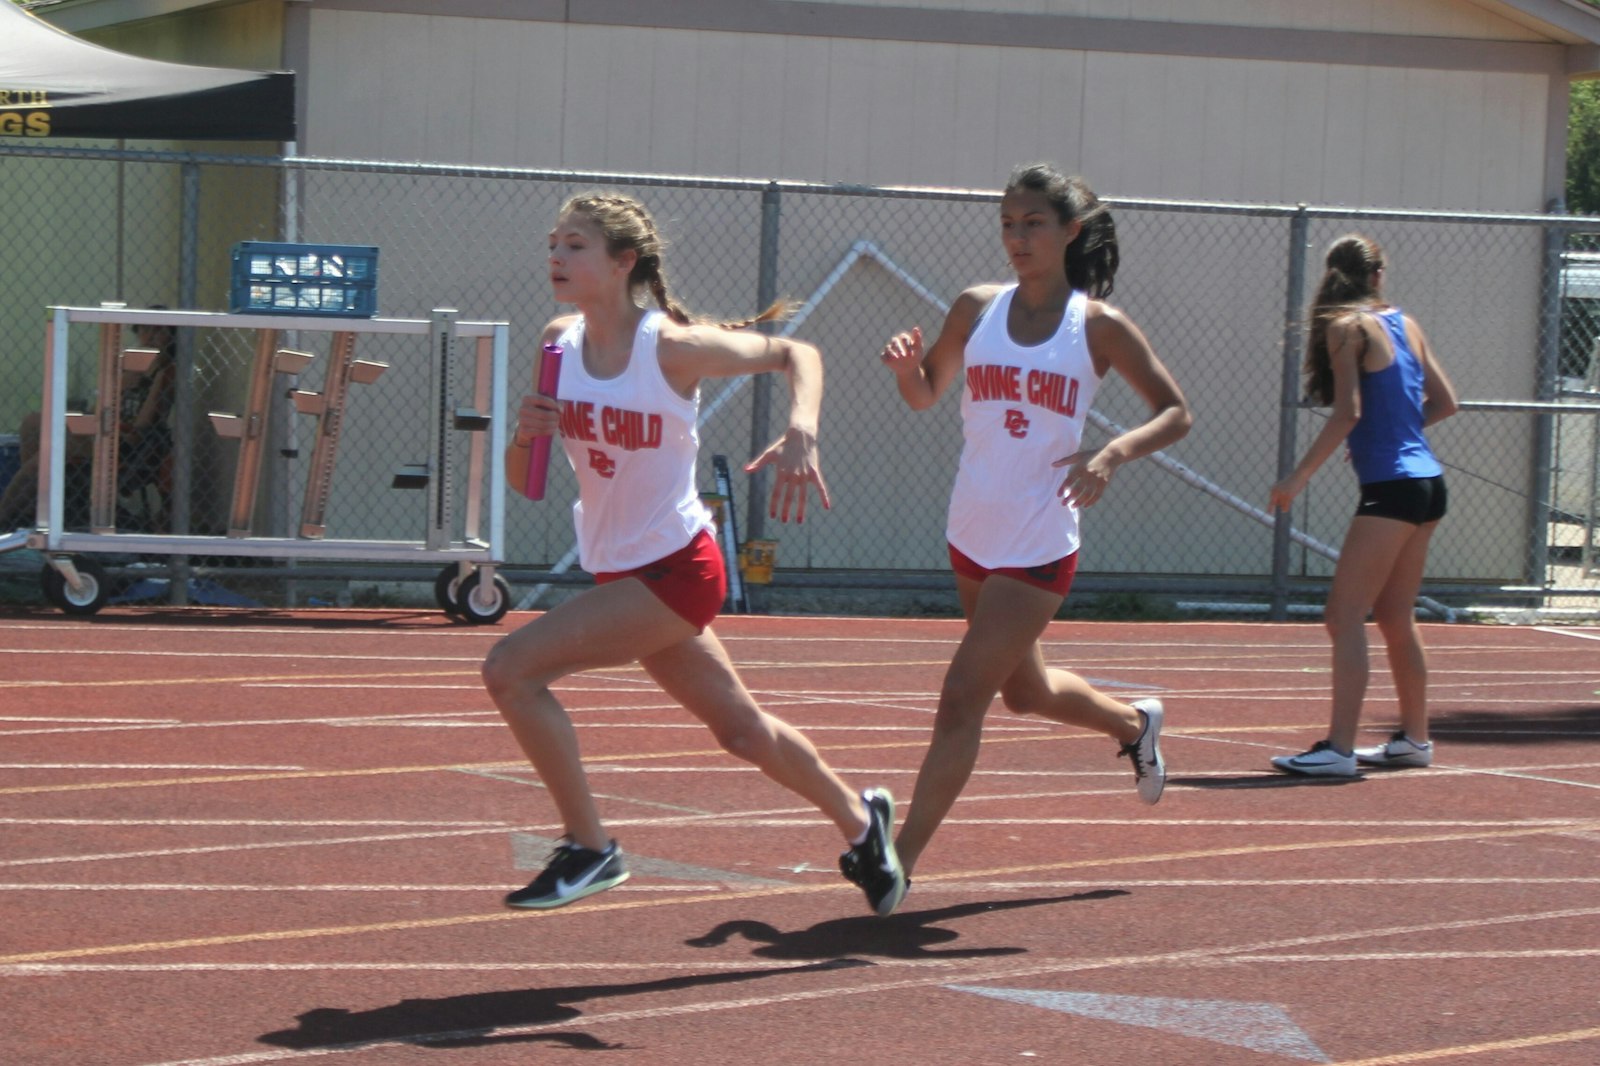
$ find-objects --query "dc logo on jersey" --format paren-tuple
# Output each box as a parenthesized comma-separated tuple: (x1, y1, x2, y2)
(588, 448, 617, 479)
(1004, 409, 1030, 438)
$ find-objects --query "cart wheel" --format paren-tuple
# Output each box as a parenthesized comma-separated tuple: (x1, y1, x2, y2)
(40, 556, 109, 616)
(433, 565, 467, 618)
(456, 570, 512, 625)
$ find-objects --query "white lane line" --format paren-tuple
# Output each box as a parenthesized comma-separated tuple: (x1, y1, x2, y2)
(0, 716, 181, 724)
(0, 827, 514, 868)
(7, 812, 1590, 830)
(11, 812, 1597, 871)
(10, 652, 1584, 678)
(0, 649, 488, 662)
(1, 620, 1588, 654)
(1535, 626, 1600, 643)
(0, 623, 505, 640)
(1441, 766, 1600, 790)
(0, 818, 511, 827)
(6, 875, 1599, 895)
(0, 883, 739, 895)
(913, 876, 1600, 889)
(0, 708, 969, 737)
(0, 764, 306, 771)
(246, 685, 484, 690)
(15, 946, 1596, 978)
(1, 959, 873, 974)
(1194, 949, 1600, 964)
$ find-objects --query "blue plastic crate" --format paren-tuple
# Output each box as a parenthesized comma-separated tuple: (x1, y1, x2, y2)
(229, 242, 379, 318)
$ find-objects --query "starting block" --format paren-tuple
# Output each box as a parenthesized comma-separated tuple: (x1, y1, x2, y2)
(291, 333, 389, 539)
(60, 317, 166, 534)
(209, 337, 315, 537)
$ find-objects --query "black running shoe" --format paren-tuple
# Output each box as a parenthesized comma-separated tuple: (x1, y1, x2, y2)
(838, 788, 907, 916)
(504, 837, 629, 910)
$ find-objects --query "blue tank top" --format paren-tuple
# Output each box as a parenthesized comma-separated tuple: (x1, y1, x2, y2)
(1345, 308, 1442, 485)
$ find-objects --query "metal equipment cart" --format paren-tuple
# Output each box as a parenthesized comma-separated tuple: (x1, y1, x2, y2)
(1, 305, 513, 622)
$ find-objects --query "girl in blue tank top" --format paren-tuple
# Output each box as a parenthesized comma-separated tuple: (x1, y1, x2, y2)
(1268, 235, 1459, 778)
(1345, 308, 1443, 485)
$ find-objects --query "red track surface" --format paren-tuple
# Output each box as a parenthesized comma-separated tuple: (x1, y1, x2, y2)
(3, 608, 1599, 1065)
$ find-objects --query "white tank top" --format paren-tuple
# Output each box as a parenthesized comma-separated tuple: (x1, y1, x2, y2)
(554, 311, 714, 573)
(946, 286, 1101, 568)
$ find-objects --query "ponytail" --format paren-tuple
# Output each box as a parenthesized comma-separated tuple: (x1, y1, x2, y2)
(1303, 234, 1384, 405)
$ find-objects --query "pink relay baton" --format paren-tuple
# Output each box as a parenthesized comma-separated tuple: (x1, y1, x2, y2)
(523, 343, 563, 500)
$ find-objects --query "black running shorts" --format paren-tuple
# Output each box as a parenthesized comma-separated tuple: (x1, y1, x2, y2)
(1355, 475, 1448, 525)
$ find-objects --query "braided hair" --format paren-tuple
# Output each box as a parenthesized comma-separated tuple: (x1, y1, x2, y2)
(1003, 164, 1120, 299)
(1303, 234, 1384, 405)
(559, 192, 793, 329)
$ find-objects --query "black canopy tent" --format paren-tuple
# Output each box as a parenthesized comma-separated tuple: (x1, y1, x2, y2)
(0, 3, 294, 141)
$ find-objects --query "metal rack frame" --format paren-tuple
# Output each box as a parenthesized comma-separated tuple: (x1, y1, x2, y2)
(13, 305, 510, 618)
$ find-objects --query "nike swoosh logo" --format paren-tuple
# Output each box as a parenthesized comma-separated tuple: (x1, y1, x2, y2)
(555, 864, 608, 896)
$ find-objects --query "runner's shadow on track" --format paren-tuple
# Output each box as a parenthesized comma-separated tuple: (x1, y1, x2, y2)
(1173, 774, 1365, 789)
(257, 957, 870, 1052)
(1428, 705, 1600, 745)
(684, 890, 1126, 962)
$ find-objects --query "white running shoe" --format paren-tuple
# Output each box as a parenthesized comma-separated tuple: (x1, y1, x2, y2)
(1119, 699, 1166, 805)
(1355, 732, 1433, 767)
(1270, 740, 1357, 777)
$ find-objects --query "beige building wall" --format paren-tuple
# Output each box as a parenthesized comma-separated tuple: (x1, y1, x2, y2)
(295, 0, 1581, 211)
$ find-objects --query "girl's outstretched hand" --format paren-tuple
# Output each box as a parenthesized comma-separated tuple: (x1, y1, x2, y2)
(746, 427, 831, 524)
(1052, 448, 1117, 508)
(880, 327, 924, 377)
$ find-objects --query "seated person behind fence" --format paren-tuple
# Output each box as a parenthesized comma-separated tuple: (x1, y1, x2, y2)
(0, 410, 90, 531)
(117, 314, 177, 531)
(0, 312, 175, 533)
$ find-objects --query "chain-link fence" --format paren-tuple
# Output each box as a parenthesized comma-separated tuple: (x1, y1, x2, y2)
(2, 143, 1598, 620)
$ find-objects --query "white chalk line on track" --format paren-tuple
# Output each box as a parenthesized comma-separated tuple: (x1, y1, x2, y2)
(6, 617, 1588, 654)
(7, 810, 1600, 871)
(0, 644, 1191, 668)
(7, 874, 1600, 897)
(121, 904, 1600, 1066)
(10, 945, 1600, 979)
(0, 617, 1333, 645)
(8, 812, 1598, 829)
(0, 827, 517, 868)
(0, 763, 306, 771)
(1190, 949, 1600, 965)
(2, 958, 913, 974)
(0, 817, 511, 827)
(1535, 626, 1600, 643)
(0, 715, 180, 723)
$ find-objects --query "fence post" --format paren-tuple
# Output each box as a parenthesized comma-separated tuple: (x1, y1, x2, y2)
(1270, 207, 1311, 621)
(1528, 199, 1566, 586)
(747, 181, 782, 542)
(168, 160, 203, 605)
